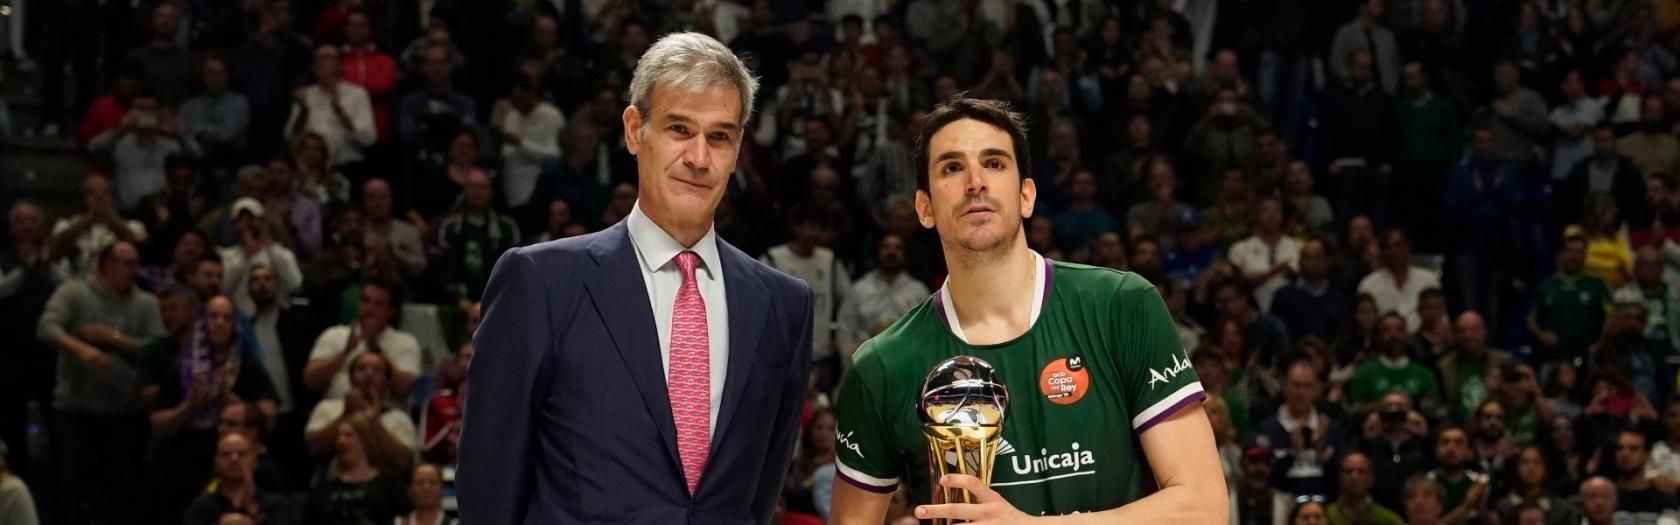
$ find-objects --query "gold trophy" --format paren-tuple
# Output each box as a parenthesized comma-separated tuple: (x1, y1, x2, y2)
(918, 356, 1010, 524)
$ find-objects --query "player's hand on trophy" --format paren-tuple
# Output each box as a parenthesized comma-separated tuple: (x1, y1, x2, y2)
(915, 474, 1033, 524)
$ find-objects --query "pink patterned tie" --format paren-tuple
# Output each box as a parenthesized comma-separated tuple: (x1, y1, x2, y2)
(669, 251, 711, 495)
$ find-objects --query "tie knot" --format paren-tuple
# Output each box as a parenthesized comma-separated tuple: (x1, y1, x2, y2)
(675, 251, 701, 281)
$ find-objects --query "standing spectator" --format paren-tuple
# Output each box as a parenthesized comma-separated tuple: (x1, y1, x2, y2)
(1551, 71, 1607, 182)
(1257, 359, 1346, 498)
(1438, 312, 1513, 422)
(286, 45, 377, 168)
(123, 3, 198, 107)
(303, 279, 420, 400)
(88, 92, 200, 212)
(836, 233, 930, 361)
(138, 158, 212, 266)
(244, 263, 320, 480)
(397, 43, 477, 151)
(1269, 240, 1349, 345)
(1426, 426, 1491, 524)
(1051, 169, 1117, 254)
(304, 414, 412, 523)
(435, 170, 521, 301)
(1327, 453, 1405, 525)
(1612, 430, 1680, 524)
(232, 8, 312, 157)
(1330, 0, 1400, 94)
(1358, 229, 1441, 330)
(1493, 361, 1551, 446)
(1347, 313, 1442, 411)
(1562, 127, 1645, 239)
(497, 76, 564, 214)
(179, 55, 250, 171)
(1485, 61, 1550, 167)
(1393, 62, 1461, 201)
(340, 9, 398, 142)
(761, 208, 848, 385)
(1359, 392, 1431, 510)
(1228, 196, 1302, 313)
(396, 464, 454, 525)
(304, 352, 417, 465)
(1410, 289, 1455, 365)
(1617, 97, 1680, 178)
(262, 155, 325, 259)
(528, 199, 575, 244)
(1615, 247, 1680, 355)
(1530, 236, 1613, 366)
(181, 433, 302, 525)
(294, 132, 352, 208)
(0, 201, 54, 484)
(362, 178, 428, 277)
(35, 241, 165, 524)
(1569, 194, 1637, 289)
(1237, 445, 1294, 525)
(219, 199, 304, 316)
(1321, 52, 1396, 209)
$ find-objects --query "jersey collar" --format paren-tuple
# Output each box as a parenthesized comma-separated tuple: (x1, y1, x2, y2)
(936, 251, 1052, 344)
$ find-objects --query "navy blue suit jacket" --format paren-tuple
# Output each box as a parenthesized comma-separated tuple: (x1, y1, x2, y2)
(459, 221, 814, 524)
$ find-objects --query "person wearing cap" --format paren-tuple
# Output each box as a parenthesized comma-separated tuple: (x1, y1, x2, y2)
(218, 197, 302, 315)
(1236, 442, 1295, 525)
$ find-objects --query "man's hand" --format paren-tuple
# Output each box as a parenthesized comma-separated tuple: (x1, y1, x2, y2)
(1538, 331, 1560, 348)
(77, 324, 126, 350)
(915, 475, 1033, 525)
(79, 348, 114, 372)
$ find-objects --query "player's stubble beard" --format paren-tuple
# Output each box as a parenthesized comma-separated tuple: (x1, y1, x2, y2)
(941, 195, 1024, 269)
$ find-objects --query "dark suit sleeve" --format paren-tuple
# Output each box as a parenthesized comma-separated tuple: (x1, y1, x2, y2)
(459, 247, 554, 524)
(755, 281, 815, 523)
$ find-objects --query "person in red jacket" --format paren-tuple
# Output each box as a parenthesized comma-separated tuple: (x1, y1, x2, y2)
(341, 9, 398, 142)
(78, 70, 142, 151)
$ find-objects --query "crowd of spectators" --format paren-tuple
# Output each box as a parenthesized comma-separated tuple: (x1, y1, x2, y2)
(12, 0, 1680, 522)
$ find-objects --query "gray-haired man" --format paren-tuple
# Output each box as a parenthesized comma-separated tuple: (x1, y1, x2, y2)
(459, 32, 815, 523)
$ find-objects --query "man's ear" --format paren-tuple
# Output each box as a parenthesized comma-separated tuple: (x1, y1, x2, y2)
(1020, 176, 1037, 219)
(914, 190, 936, 229)
(622, 105, 643, 156)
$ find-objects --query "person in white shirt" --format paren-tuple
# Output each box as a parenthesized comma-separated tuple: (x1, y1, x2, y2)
(836, 233, 930, 362)
(1550, 70, 1606, 181)
(1358, 228, 1442, 330)
(303, 280, 421, 400)
(49, 175, 149, 281)
(285, 45, 377, 166)
(303, 351, 417, 460)
(217, 198, 303, 315)
(1646, 399, 1680, 493)
(1228, 196, 1301, 313)
(497, 77, 564, 210)
(761, 208, 849, 369)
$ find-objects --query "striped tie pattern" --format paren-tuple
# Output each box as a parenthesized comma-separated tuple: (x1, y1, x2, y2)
(669, 251, 711, 495)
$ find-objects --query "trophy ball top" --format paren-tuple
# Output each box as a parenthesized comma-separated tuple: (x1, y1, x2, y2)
(918, 355, 1010, 426)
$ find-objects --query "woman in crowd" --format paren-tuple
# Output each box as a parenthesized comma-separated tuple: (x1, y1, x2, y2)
(785, 407, 837, 520)
(1287, 498, 1328, 525)
(1493, 446, 1578, 525)
(1565, 194, 1633, 288)
(294, 131, 351, 207)
(395, 463, 454, 525)
(306, 414, 411, 523)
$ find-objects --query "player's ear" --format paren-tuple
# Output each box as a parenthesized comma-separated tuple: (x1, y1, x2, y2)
(622, 105, 644, 155)
(1019, 175, 1036, 219)
(915, 189, 936, 229)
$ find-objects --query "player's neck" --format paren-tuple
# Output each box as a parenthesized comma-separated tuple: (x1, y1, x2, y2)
(944, 240, 1037, 345)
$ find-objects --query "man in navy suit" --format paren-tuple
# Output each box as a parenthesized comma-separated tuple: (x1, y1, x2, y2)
(459, 32, 815, 524)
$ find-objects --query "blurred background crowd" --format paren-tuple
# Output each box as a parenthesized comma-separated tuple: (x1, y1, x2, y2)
(7, 0, 1680, 522)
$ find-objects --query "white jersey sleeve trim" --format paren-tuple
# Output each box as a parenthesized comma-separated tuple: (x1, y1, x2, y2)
(1130, 382, 1207, 430)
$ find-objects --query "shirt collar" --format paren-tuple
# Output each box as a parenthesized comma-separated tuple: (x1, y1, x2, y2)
(1379, 354, 1410, 369)
(627, 201, 722, 281)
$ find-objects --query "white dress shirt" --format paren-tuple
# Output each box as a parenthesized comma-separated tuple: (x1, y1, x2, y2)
(284, 81, 377, 164)
(627, 203, 729, 433)
(498, 102, 565, 208)
(1357, 265, 1443, 331)
(1228, 235, 1302, 313)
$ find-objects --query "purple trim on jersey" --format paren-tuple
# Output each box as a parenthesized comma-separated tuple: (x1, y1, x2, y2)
(837, 470, 899, 494)
(934, 289, 949, 327)
(1134, 390, 1208, 434)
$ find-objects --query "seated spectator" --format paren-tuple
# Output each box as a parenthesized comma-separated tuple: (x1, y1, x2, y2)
(88, 92, 200, 212)
(1426, 426, 1490, 524)
(1125, 156, 1194, 239)
(217, 400, 293, 492)
(435, 170, 520, 301)
(395, 463, 454, 525)
(303, 208, 402, 324)
(1438, 312, 1512, 421)
(219, 198, 304, 315)
(1205, 396, 1242, 519)
(304, 279, 420, 399)
(398, 43, 477, 152)
(497, 75, 564, 214)
(1203, 168, 1258, 247)
(196, 166, 270, 248)
(35, 241, 163, 523)
(1088, 232, 1128, 270)
(141, 295, 278, 523)
(1612, 430, 1680, 522)
(1326, 452, 1405, 525)
(1565, 194, 1634, 289)
(286, 45, 377, 168)
(1238, 442, 1294, 525)
(1357, 392, 1431, 509)
(1257, 359, 1345, 498)
(179, 55, 250, 169)
(1268, 240, 1347, 344)
(1212, 281, 1292, 368)
(1560, 127, 1645, 228)
(140, 230, 210, 293)
(181, 433, 301, 525)
(1615, 247, 1680, 354)
(362, 178, 428, 277)
(1409, 288, 1454, 365)
(1130, 235, 1165, 282)
(1592, 303, 1666, 403)
(1051, 169, 1117, 254)
(1617, 97, 1680, 178)
(528, 198, 574, 244)
(1229, 195, 1301, 313)
(48, 174, 152, 282)
(412, 126, 486, 222)
(1495, 446, 1579, 525)
(1182, 89, 1267, 199)
(1287, 498, 1327, 525)
(77, 69, 141, 150)
(262, 155, 325, 260)
(0, 440, 38, 525)
(1530, 236, 1613, 366)
(1357, 228, 1441, 331)
(1162, 209, 1219, 288)
(293, 132, 352, 207)
(1347, 313, 1441, 413)
(304, 414, 412, 523)
(1485, 61, 1550, 167)
(836, 234, 930, 360)
(188, 255, 225, 303)
(762, 207, 849, 379)
(305, 351, 417, 466)
(1401, 475, 1447, 525)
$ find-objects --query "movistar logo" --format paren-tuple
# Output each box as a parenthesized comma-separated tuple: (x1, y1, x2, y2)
(1146, 352, 1192, 390)
(837, 430, 864, 459)
(1010, 442, 1096, 476)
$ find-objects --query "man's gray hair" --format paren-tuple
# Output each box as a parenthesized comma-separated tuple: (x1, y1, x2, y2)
(1403, 475, 1443, 501)
(628, 32, 759, 129)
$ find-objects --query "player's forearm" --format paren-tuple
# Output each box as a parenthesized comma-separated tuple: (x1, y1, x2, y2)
(829, 483, 892, 525)
(1053, 480, 1228, 524)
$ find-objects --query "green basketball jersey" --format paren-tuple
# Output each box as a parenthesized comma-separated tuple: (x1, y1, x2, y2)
(833, 257, 1206, 517)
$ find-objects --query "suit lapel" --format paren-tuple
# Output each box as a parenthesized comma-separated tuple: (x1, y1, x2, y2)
(709, 240, 767, 453)
(584, 222, 682, 471)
